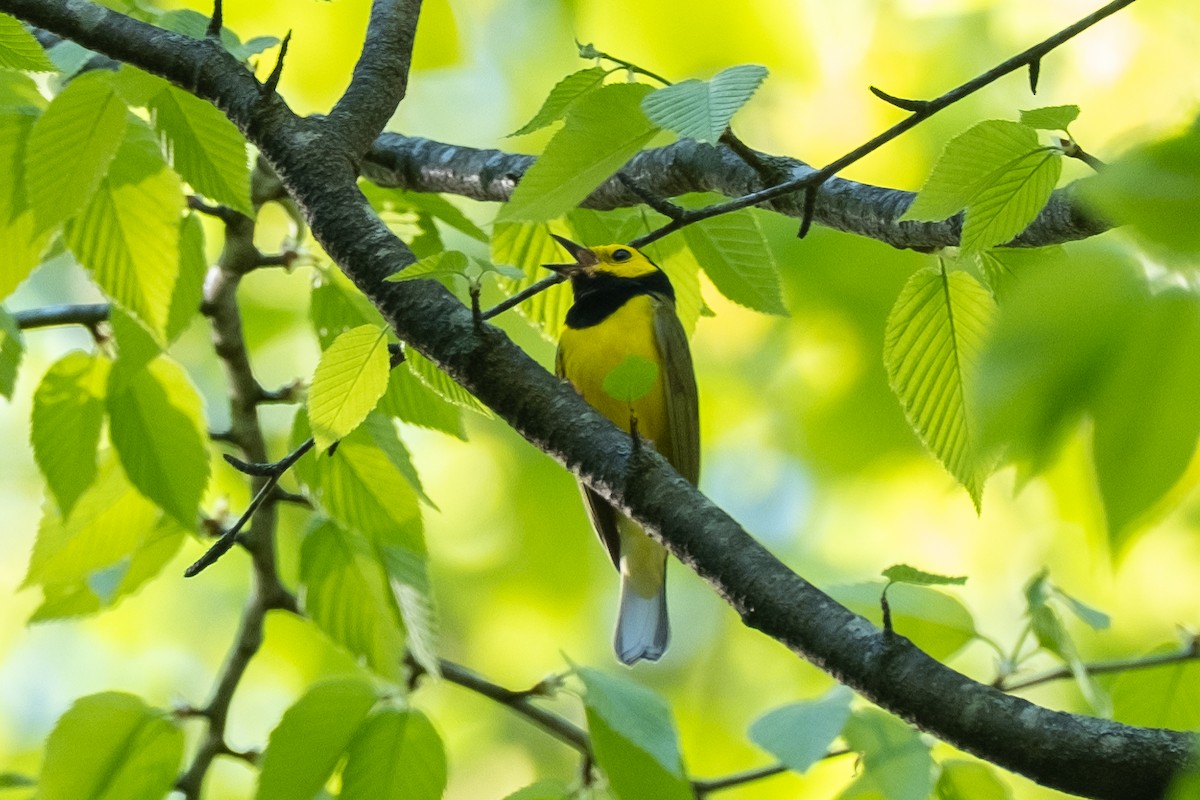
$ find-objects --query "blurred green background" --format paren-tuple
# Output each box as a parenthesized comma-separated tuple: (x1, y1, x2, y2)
(3, 0, 1200, 798)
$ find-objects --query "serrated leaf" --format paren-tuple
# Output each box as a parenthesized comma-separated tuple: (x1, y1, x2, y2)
(255, 677, 378, 800)
(749, 686, 853, 775)
(884, 266, 996, 508)
(378, 363, 465, 440)
(603, 354, 659, 404)
(375, 536, 439, 678)
(901, 120, 1041, 223)
(510, 66, 609, 137)
(1110, 644, 1200, 730)
(308, 324, 390, 452)
(1020, 105, 1080, 132)
(310, 265, 386, 349)
(37, 692, 183, 800)
(386, 249, 469, 284)
(883, 564, 967, 588)
(360, 411, 436, 507)
(300, 518, 409, 683)
(0, 13, 55, 72)
(31, 351, 109, 516)
(406, 348, 490, 416)
(960, 147, 1061, 253)
(936, 760, 1013, 800)
(148, 83, 252, 215)
(341, 709, 447, 800)
(361, 183, 488, 244)
(166, 213, 207, 342)
(0, 305, 22, 399)
(499, 82, 659, 223)
(577, 667, 691, 800)
(65, 119, 184, 343)
(107, 355, 209, 526)
(683, 208, 786, 315)
(26, 71, 128, 232)
(838, 709, 934, 800)
(491, 220, 576, 339)
(0, 109, 52, 300)
(641, 64, 767, 144)
(110, 306, 161, 376)
(830, 582, 976, 661)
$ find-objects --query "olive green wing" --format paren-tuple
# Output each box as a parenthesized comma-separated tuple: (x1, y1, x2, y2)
(651, 296, 700, 485)
(556, 343, 622, 568)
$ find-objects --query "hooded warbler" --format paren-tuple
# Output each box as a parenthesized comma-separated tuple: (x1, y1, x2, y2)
(547, 235, 700, 665)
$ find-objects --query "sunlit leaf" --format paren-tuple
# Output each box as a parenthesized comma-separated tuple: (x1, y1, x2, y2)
(1024, 569, 1109, 714)
(683, 208, 786, 315)
(960, 146, 1061, 254)
(937, 760, 1013, 800)
(883, 564, 967, 588)
(406, 348, 490, 416)
(510, 66, 608, 137)
(0, 13, 55, 71)
(491, 220, 575, 339)
(502, 782, 573, 800)
(166, 212, 207, 343)
(1108, 643, 1200, 731)
(498, 82, 659, 223)
(830, 582, 976, 661)
(884, 265, 996, 509)
(37, 692, 182, 800)
(838, 709, 934, 800)
(378, 363, 466, 440)
(310, 265, 385, 349)
(341, 709, 447, 800)
(749, 686, 853, 774)
(30, 351, 109, 516)
(577, 667, 691, 800)
(0, 109, 51, 300)
(256, 677, 378, 800)
(307, 324, 390, 452)
(0, 305, 22, 399)
(603, 354, 659, 404)
(641, 64, 768, 144)
(1019, 105, 1080, 132)
(360, 411, 435, 507)
(386, 249, 470, 286)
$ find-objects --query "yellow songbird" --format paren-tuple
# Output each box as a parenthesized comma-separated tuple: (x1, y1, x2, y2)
(547, 235, 700, 665)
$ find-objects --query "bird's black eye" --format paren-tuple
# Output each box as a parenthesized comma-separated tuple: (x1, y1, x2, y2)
(611, 248, 632, 262)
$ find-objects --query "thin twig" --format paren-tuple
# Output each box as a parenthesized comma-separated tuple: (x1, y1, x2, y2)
(205, 0, 222, 39)
(1000, 637, 1200, 693)
(13, 303, 110, 331)
(480, 273, 566, 321)
(693, 750, 853, 796)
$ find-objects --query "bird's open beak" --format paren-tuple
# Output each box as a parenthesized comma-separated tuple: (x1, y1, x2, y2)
(543, 234, 599, 276)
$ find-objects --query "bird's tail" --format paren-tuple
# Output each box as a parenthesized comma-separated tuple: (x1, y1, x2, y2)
(614, 575, 669, 665)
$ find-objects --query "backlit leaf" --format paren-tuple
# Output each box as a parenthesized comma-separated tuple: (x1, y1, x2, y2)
(510, 66, 609, 137)
(0, 109, 52, 300)
(307, 324, 390, 452)
(491, 220, 575, 339)
(749, 686, 853, 774)
(936, 760, 1013, 800)
(1110, 644, 1200, 731)
(883, 564, 967, 588)
(838, 709, 934, 800)
(1019, 105, 1080, 132)
(406, 348, 490, 416)
(0, 306, 22, 399)
(341, 709, 447, 800)
(960, 146, 1061, 254)
(0, 13, 55, 71)
(30, 351, 109, 516)
(378, 363, 466, 440)
(830, 582, 976, 661)
(603, 354, 659, 404)
(683, 208, 786, 315)
(641, 64, 768, 144)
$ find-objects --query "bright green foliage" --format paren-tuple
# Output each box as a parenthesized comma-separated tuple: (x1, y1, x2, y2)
(0, 306, 21, 399)
(256, 677, 379, 800)
(378, 363, 466, 440)
(0, 13, 55, 71)
(603, 354, 659, 403)
(360, 411, 436, 507)
(838, 709, 935, 800)
(22, 456, 184, 622)
(147, 80, 253, 215)
(510, 66, 609, 137)
(300, 518, 411, 683)
(882, 564, 967, 589)
(386, 249, 471, 287)
(502, 782, 573, 800)
(0, 773, 34, 789)
(25, 70, 127, 233)
(167, 213, 207, 343)
(1082, 119, 1200, 262)
(641, 64, 768, 144)
(748, 686, 853, 774)
(341, 709, 447, 800)
(307, 324, 390, 452)
(1109, 644, 1200, 730)
(1019, 105, 1080, 132)
(109, 307, 161, 376)
(31, 351, 109, 517)
(492, 220, 576, 339)
(498, 82, 660, 223)
(641, 237, 705, 335)
(884, 265, 995, 509)
(406, 348, 490, 415)
(66, 120, 184, 343)
(936, 760, 1013, 800)
(0, 109, 51, 300)
(36, 692, 183, 800)
(106, 355, 209, 527)
(901, 120, 1062, 253)
(0, 69, 44, 109)
(156, 8, 279, 62)
(682, 208, 786, 315)
(1168, 764, 1200, 800)
(310, 264, 387, 348)
(577, 667, 692, 800)
(830, 582, 976, 661)
(362, 183, 488, 246)
(1024, 569, 1108, 713)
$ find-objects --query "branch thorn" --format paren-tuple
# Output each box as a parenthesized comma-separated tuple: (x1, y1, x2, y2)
(261, 30, 292, 96)
(206, 0, 223, 39)
(1028, 58, 1042, 93)
(868, 85, 930, 113)
(797, 184, 818, 239)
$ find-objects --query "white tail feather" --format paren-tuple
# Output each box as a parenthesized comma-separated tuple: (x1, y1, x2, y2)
(614, 577, 669, 665)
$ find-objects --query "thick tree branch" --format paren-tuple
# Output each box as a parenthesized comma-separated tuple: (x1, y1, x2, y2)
(9, 3, 1192, 799)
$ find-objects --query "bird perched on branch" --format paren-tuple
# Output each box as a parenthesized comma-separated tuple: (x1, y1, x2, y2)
(547, 235, 700, 665)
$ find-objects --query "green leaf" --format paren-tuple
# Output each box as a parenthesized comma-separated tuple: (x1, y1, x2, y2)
(1019, 105, 1080, 132)
(641, 64, 768, 144)
(491, 220, 576, 339)
(341, 709, 447, 800)
(109, 306, 161, 376)
(498, 82, 660, 223)
(901, 120, 1040, 223)
(256, 677, 378, 800)
(838, 709, 934, 800)
(385, 249, 470, 285)
(1109, 643, 1200, 730)
(300, 518, 409, 683)
(374, 530, 439, 678)
(1052, 586, 1110, 631)
(0, 109, 52, 299)
(310, 265, 385, 349)
(360, 411, 436, 508)
(936, 760, 1013, 800)
(883, 564, 967, 588)
(960, 146, 1061, 254)
(510, 66, 609, 137)
(37, 692, 183, 800)
(406, 348, 490, 416)
(884, 266, 996, 509)
(166, 212, 207, 343)
(682, 208, 786, 315)
(148, 82, 253, 215)
(156, 9, 278, 62)
(603, 354, 659, 404)
(65, 119, 184, 343)
(1024, 569, 1108, 714)
(31, 351, 110, 516)
(830, 582, 976, 661)
(23, 457, 184, 622)
(577, 667, 691, 800)
(0, 305, 22, 399)
(1168, 762, 1200, 800)
(501, 782, 572, 800)
(378, 363, 466, 440)
(0, 13, 55, 71)
(307, 324, 390, 452)
(0, 69, 45, 110)
(748, 686, 853, 774)
(107, 355, 209, 526)
(0, 772, 35, 789)
(26, 70, 128, 232)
